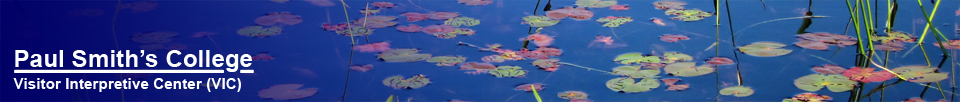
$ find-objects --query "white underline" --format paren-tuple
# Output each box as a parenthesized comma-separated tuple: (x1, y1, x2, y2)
(239, 69, 254, 73)
(13, 69, 227, 73)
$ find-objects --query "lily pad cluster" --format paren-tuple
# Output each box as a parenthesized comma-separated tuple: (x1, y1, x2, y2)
(489, 66, 529, 78)
(605, 77, 660, 93)
(596, 16, 633, 27)
(378, 49, 432, 62)
(891, 65, 949, 83)
(426, 56, 466, 66)
(237, 25, 282, 38)
(335, 26, 374, 36)
(933, 39, 960, 49)
(871, 31, 917, 43)
(522, 16, 560, 27)
(382, 75, 431, 89)
(574, 0, 617, 8)
(782, 93, 833, 102)
(664, 9, 714, 21)
(794, 74, 857, 92)
(719, 86, 755, 97)
(738, 41, 793, 57)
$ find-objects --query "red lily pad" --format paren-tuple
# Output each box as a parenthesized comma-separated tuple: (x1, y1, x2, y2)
(811, 64, 845, 74)
(660, 34, 689, 43)
(428, 12, 460, 20)
(876, 42, 906, 51)
(401, 12, 430, 22)
(353, 42, 391, 53)
(705, 57, 735, 65)
(255, 12, 304, 26)
(795, 41, 830, 50)
(545, 7, 594, 20)
(372, 2, 395, 8)
(515, 83, 545, 91)
(397, 24, 422, 32)
(458, 0, 493, 6)
(841, 67, 895, 83)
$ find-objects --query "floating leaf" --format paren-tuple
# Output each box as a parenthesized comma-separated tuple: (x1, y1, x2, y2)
(335, 26, 373, 36)
(662, 52, 693, 63)
(360, 9, 380, 15)
(545, 7, 594, 20)
(614, 53, 661, 64)
(481, 55, 505, 63)
(354, 16, 398, 28)
(891, 65, 950, 83)
(664, 9, 713, 21)
(515, 83, 545, 91)
(382, 54, 431, 62)
(705, 57, 735, 65)
(660, 34, 690, 43)
(596, 16, 633, 27)
(401, 12, 429, 22)
(382, 75, 431, 89)
(793, 74, 856, 92)
(653, 1, 686, 10)
(522, 16, 560, 27)
(574, 0, 617, 8)
(811, 64, 846, 74)
(557, 91, 589, 100)
(460, 62, 497, 70)
(611, 65, 659, 78)
(932, 39, 960, 49)
(871, 31, 917, 43)
(458, 0, 493, 5)
(532, 59, 561, 71)
(378, 49, 431, 62)
(796, 32, 857, 47)
(489, 66, 528, 78)
(237, 25, 282, 38)
(426, 56, 466, 66)
(258, 84, 318, 100)
(719, 86, 754, 97)
(876, 42, 906, 51)
(739, 41, 793, 57)
(788, 93, 833, 102)
(841, 67, 895, 83)
(794, 41, 830, 50)
(664, 62, 714, 77)
(605, 77, 659, 93)
(428, 12, 460, 20)
(444, 17, 480, 27)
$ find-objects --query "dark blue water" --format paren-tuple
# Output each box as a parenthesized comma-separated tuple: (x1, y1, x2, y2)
(2, 0, 959, 101)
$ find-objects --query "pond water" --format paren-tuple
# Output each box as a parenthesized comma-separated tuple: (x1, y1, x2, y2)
(1, 0, 959, 101)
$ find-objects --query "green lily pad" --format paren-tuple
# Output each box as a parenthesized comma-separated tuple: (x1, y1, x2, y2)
(444, 17, 480, 27)
(382, 75, 431, 89)
(614, 53, 661, 64)
(426, 55, 466, 66)
(378, 49, 432, 62)
(575, 0, 617, 8)
(739, 41, 793, 57)
(662, 52, 693, 63)
(719, 86, 755, 97)
(596, 16, 633, 27)
(891, 65, 950, 83)
(489, 66, 528, 78)
(382, 54, 432, 62)
(453, 28, 476, 35)
(663, 62, 714, 77)
(237, 25, 282, 38)
(611, 65, 660, 78)
(378, 49, 420, 58)
(523, 16, 560, 27)
(664, 9, 714, 21)
(605, 77, 659, 93)
(871, 31, 917, 43)
(557, 91, 589, 100)
(335, 26, 374, 36)
(794, 74, 857, 92)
